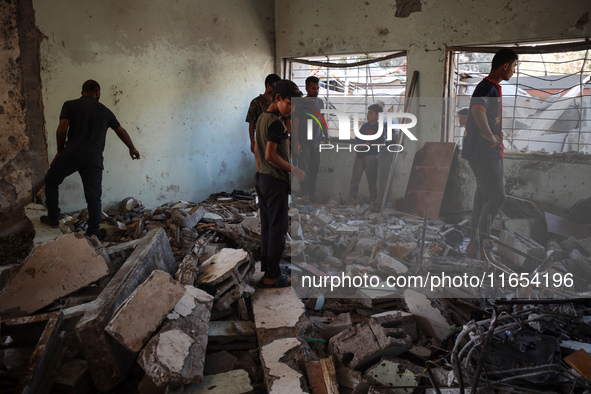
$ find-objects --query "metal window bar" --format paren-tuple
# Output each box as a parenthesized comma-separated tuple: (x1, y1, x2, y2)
(287, 52, 408, 139)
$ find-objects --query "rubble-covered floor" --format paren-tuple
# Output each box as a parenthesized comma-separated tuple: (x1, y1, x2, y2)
(2, 190, 591, 393)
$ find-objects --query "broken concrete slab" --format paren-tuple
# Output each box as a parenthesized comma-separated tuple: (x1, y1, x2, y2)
(173, 206, 206, 229)
(241, 216, 261, 239)
(53, 359, 93, 394)
(105, 270, 186, 352)
(0, 233, 112, 316)
(329, 310, 412, 371)
(203, 350, 238, 375)
(376, 252, 409, 274)
(260, 338, 307, 394)
(403, 289, 453, 344)
(196, 248, 254, 311)
(178, 370, 253, 394)
(138, 286, 214, 387)
(363, 359, 418, 391)
(251, 286, 309, 346)
(75, 228, 177, 392)
(497, 230, 545, 268)
(319, 313, 352, 341)
(336, 365, 370, 394)
(207, 320, 257, 351)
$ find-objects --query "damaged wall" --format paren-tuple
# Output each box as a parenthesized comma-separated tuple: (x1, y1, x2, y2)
(34, 0, 275, 213)
(0, 0, 47, 237)
(276, 0, 591, 211)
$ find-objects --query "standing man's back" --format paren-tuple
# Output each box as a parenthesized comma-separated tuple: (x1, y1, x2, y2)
(42, 79, 140, 240)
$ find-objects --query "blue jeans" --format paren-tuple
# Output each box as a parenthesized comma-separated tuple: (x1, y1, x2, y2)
(45, 151, 103, 236)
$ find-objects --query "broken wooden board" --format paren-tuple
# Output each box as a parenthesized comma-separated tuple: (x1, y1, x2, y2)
(402, 142, 456, 219)
(565, 348, 591, 380)
(16, 312, 67, 394)
(305, 357, 339, 394)
(545, 212, 591, 240)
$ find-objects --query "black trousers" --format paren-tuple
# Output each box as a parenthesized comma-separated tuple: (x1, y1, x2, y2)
(255, 172, 289, 279)
(469, 158, 506, 240)
(297, 141, 320, 199)
(45, 151, 103, 236)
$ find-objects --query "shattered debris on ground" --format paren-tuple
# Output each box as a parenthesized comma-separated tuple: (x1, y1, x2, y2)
(2, 189, 591, 393)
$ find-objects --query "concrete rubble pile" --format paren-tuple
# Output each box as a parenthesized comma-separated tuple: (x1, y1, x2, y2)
(1, 190, 591, 393)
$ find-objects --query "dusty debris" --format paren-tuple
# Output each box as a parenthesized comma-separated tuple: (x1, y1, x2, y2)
(4, 189, 591, 393)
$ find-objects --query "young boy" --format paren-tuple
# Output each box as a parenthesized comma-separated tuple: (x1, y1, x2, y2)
(255, 80, 306, 287)
(461, 48, 518, 258)
(349, 104, 386, 205)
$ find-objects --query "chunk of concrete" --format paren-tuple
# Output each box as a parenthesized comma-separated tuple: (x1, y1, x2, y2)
(203, 350, 238, 375)
(173, 206, 205, 229)
(196, 248, 254, 311)
(329, 310, 412, 371)
(0, 233, 112, 316)
(75, 228, 177, 392)
(179, 370, 252, 394)
(320, 313, 352, 341)
(497, 230, 545, 267)
(53, 359, 93, 394)
(389, 241, 417, 260)
(241, 216, 261, 240)
(207, 320, 257, 350)
(260, 338, 307, 394)
(403, 289, 452, 344)
(251, 286, 309, 346)
(363, 359, 418, 393)
(138, 286, 214, 387)
(376, 252, 409, 274)
(105, 270, 186, 352)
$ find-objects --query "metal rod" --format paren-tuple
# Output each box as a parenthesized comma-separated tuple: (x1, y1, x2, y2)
(471, 306, 499, 394)
(426, 366, 442, 394)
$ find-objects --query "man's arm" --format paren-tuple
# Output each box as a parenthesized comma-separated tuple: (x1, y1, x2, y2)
(265, 141, 306, 182)
(50, 119, 69, 166)
(249, 123, 256, 154)
(471, 106, 499, 147)
(114, 126, 141, 159)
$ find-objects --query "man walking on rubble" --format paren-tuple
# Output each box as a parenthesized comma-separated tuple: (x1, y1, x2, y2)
(41, 79, 141, 240)
(462, 49, 518, 258)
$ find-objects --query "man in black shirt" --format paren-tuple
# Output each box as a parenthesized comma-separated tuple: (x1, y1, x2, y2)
(42, 80, 140, 240)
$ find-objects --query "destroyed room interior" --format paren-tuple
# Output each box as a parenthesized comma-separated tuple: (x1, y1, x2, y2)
(2, 0, 591, 393)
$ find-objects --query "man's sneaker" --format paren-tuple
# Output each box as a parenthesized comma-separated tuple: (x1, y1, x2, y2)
(85, 228, 106, 242)
(40, 215, 59, 228)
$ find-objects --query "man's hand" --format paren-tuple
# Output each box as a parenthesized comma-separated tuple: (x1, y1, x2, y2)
(479, 130, 499, 147)
(292, 166, 306, 183)
(129, 148, 141, 160)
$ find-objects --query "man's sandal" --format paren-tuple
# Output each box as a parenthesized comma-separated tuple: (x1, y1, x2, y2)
(257, 273, 291, 288)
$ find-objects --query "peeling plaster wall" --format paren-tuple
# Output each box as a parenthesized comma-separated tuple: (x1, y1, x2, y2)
(35, 0, 274, 213)
(276, 0, 591, 212)
(0, 0, 46, 237)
